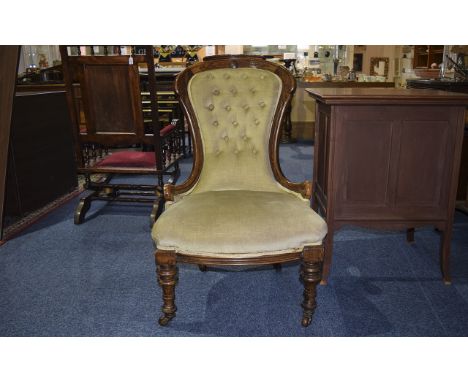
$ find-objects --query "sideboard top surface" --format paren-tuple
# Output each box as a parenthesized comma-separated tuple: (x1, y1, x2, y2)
(306, 87, 468, 105)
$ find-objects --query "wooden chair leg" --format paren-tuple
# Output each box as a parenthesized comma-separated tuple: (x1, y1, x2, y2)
(198, 264, 207, 272)
(74, 193, 93, 224)
(155, 250, 178, 326)
(300, 246, 324, 327)
(167, 164, 181, 185)
(150, 197, 165, 227)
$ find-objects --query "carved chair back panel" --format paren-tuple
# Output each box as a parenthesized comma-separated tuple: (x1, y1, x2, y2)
(80, 63, 144, 139)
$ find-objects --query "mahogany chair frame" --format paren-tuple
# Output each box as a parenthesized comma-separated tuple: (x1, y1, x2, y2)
(154, 56, 325, 327)
(60, 46, 183, 225)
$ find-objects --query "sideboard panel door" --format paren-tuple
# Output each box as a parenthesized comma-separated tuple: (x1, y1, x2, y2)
(394, 120, 449, 207)
(334, 107, 394, 219)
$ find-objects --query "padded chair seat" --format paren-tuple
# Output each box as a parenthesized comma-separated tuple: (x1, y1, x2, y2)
(96, 151, 156, 168)
(90, 124, 177, 168)
(152, 190, 327, 257)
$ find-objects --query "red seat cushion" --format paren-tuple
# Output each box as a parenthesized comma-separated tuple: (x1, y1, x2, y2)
(84, 123, 177, 168)
(96, 151, 156, 168)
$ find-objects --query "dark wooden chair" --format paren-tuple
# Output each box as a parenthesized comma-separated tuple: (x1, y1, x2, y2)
(60, 46, 184, 225)
(152, 55, 328, 327)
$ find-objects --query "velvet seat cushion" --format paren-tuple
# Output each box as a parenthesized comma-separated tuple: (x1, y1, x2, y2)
(96, 151, 156, 168)
(95, 123, 177, 168)
(152, 190, 327, 257)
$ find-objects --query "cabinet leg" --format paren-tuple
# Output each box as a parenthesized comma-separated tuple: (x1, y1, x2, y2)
(439, 228, 452, 285)
(321, 230, 334, 285)
(406, 228, 415, 243)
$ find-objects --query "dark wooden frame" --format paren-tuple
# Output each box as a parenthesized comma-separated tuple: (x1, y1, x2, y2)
(60, 46, 183, 225)
(0, 46, 20, 240)
(154, 55, 324, 327)
(306, 87, 468, 284)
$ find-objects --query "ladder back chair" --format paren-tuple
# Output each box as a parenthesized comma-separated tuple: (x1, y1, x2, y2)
(152, 55, 328, 327)
(60, 46, 184, 225)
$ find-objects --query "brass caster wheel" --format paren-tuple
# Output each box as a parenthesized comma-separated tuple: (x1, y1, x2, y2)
(301, 316, 312, 327)
(158, 315, 175, 326)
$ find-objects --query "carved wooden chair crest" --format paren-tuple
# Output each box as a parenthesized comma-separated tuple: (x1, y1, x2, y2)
(152, 55, 327, 327)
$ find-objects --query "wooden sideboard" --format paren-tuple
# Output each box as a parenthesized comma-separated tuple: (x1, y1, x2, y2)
(0, 46, 19, 240)
(407, 79, 468, 202)
(3, 90, 77, 232)
(306, 87, 468, 283)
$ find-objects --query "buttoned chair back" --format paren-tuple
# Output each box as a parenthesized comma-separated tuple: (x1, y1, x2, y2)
(187, 66, 286, 193)
(166, 55, 309, 199)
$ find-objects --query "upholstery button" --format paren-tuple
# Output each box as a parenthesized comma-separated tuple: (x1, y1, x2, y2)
(212, 89, 220, 95)
(230, 87, 237, 95)
(232, 121, 238, 127)
(241, 74, 248, 79)
(243, 104, 250, 111)
(225, 105, 231, 111)
(234, 149, 239, 155)
(208, 104, 215, 111)
(242, 135, 248, 141)
(254, 119, 260, 125)
(215, 149, 221, 156)
(249, 87, 256, 94)
(223, 135, 229, 142)
(207, 73, 214, 79)
(260, 74, 265, 80)
(223, 73, 231, 79)
(252, 147, 258, 154)
(213, 120, 219, 127)
(259, 101, 266, 108)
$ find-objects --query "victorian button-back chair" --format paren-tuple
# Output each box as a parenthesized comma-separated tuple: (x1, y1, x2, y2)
(152, 55, 327, 327)
(60, 45, 184, 225)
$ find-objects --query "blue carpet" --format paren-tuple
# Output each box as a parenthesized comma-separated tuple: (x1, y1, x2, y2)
(1, 142, 468, 336)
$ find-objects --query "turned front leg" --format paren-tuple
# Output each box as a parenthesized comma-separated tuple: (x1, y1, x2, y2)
(155, 251, 178, 326)
(300, 246, 324, 327)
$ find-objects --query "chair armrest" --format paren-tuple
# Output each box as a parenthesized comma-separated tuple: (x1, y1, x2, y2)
(164, 183, 175, 201)
(302, 180, 313, 200)
(160, 121, 177, 137)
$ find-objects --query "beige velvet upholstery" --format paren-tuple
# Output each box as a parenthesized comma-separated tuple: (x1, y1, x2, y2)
(185, 68, 286, 194)
(154, 190, 327, 257)
(152, 66, 327, 257)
